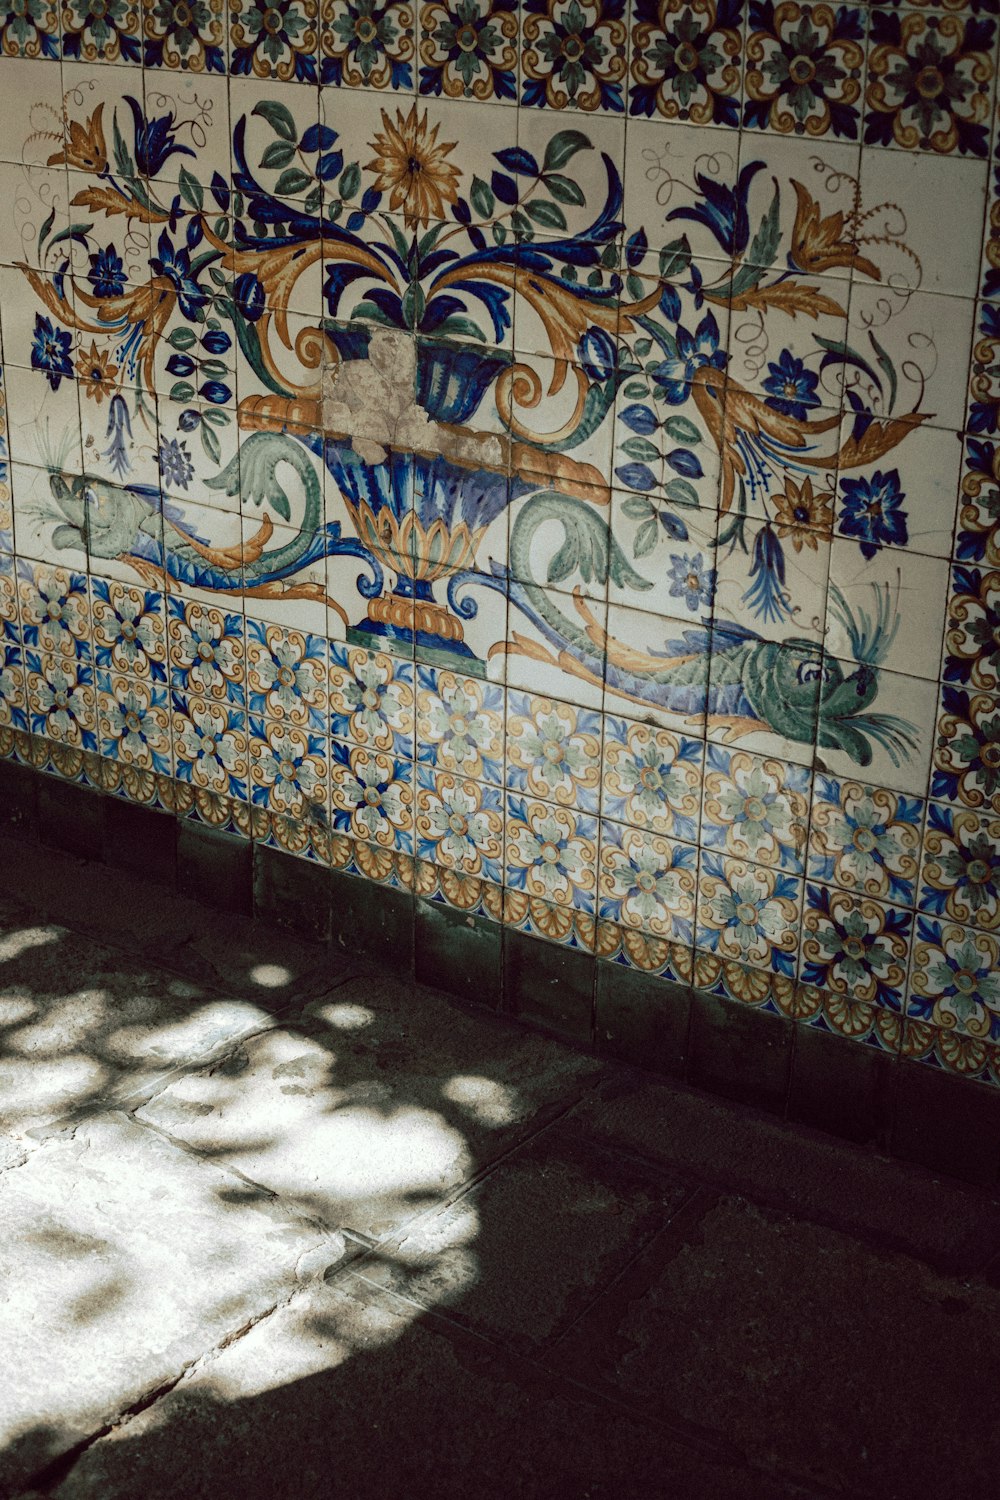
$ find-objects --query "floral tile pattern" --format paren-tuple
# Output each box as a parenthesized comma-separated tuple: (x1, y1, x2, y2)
(0, 32, 998, 1086)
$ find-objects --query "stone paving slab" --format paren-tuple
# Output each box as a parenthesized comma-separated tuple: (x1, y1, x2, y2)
(0, 1116, 342, 1492)
(547, 1193, 1000, 1500)
(0, 920, 281, 1142)
(558, 1073, 1000, 1278)
(50, 1271, 812, 1500)
(135, 976, 601, 1241)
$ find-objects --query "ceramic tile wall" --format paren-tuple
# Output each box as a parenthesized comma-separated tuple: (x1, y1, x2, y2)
(1, 0, 999, 1087)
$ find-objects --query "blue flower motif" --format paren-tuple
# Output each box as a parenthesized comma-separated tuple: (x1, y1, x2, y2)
(103, 394, 132, 478)
(234, 272, 265, 322)
(88, 246, 126, 299)
(667, 163, 763, 256)
(668, 552, 716, 613)
(159, 437, 194, 491)
(125, 95, 195, 178)
(742, 525, 792, 623)
(839, 470, 908, 560)
(762, 349, 820, 420)
(150, 226, 209, 322)
(30, 314, 73, 390)
(652, 313, 725, 404)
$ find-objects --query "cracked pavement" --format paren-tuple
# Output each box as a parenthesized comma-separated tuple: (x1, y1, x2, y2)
(1, 833, 1000, 1499)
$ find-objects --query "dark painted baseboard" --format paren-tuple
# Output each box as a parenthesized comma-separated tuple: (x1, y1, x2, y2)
(3, 759, 999, 1189)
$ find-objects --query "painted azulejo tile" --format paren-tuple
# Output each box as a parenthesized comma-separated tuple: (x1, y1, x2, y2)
(597, 818, 696, 941)
(521, 0, 628, 111)
(250, 718, 329, 817)
(800, 882, 912, 1010)
(505, 794, 598, 910)
(144, 0, 228, 69)
(62, 0, 142, 61)
(97, 671, 172, 772)
(330, 738, 413, 850)
(742, 1, 866, 138)
(933, 686, 1000, 816)
(702, 745, 810, 871)
(505, 691, 602, 809)
(418, 0, 517, 101)
(415, 766, 504, 880)
(910, 917, 1000, 1043)
(955, 440, 1000, 568)
(629, 0, 743, 126)
(808, 774, 923, 905)
(415, 666, 505, 783)
(864, 7, 996, 157)
(18, 566, 92, 664)
(919, 802, 1000, 932)
(0, 640, 27, 731)
(696, 851, 802, 974)
(322, 0, 415, 90)
(601, 716, 702, 840)
(246, 621, 327, 728)
(91, 580, 167, 682)
(26, 651, 97, 749)
(172, 692, 250, 799)
(0, 0, 60, 57)
(943, 563, 1000, 693)
(167, 599, 246, 706)
(329, 642, 414, 752)
(229, 0, 319, 80)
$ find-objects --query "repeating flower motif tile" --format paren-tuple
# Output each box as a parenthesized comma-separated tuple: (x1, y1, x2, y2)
(910, 916, 1000, 1041)
(415, 765, 504, 879)
(955, 438, 1000, 568)
(414, 666, 505, 782)
(91, 579, 167, 680)
(329, 641, 414, 751)
(969, 303, 1000, 437)
(229, 0, 319, 80)
(743, 0, 866, 138)
(696, 852, 802, 973)
(0, 643, 27, 730)
(800, 883, 912, 1009)
(18, 567, 91, 662)
(1, 0, 60, 57)
(919, 802, 1000, 931)
(521, 0, 628, 111)
(933, 685, 1000, 814)
(505, 690, 602, 808)
(246, 621, 327, 727)
(597, 818, 696, 940)
(167, 598, 246, 704)
(702, 745, 810, 870)
(330, 737, 413, 849)
(864, 7, 996, 157)
(505, 794, 598, 909)
(601, 714, 702, 839)
(809, 773, 923, 904)
(143, 0, 229, 70)
(629, 0, 743, 125)
(249, 717, 329, 816)
(62, 0, 142, 61)
(25, 650, 97, 748)
(172, 691, 250, 798)
(418, 0, 516, 100)
(97, 670, 172, 771)
(983, 158, 1000, 302)
(323, 0, 415, 89)
(942, 562, 1000, 692)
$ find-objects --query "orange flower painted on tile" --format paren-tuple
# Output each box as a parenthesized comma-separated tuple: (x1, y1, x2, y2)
(366, 104, 461, 228)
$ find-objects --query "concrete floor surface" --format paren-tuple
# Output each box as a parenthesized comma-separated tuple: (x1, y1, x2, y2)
(1, 832, 999, 1499)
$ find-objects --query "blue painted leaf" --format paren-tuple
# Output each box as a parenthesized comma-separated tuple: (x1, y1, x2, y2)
(620, 403, 657, 436)
(494, 147, 539, 176)
(616, 463, 657, 492)
(316, 150, 344, 182)
(666, 448, 703, 479)
(300, 123, 337, 153)
(490, 171, 518, 206)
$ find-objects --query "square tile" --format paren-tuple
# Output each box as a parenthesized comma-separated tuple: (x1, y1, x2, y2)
(229, 0, 320, 81)
(91, 577, 167, 680)
(825, 539, 948, 681)
(504, 791, 598, 911)
(800, 881, 912, 1009)
(919, 801, 1000, 932)
(246, 618, 328, 727)
(942, 560, 1000, 693)
(696, 849, 802, 974)
(702, 743, 810, 870)
(743, 0, 866, 139)
(329, 640, 414, 751)
(521, 0, 628, 112)
(249, 715, 330, 817)
(329, 734, 413, 849)
(846, 285, 976, 431)
(415, 765, 504, 881)
(864, 7, 996, 158)
(622, 115, 739, 266)
(601, 713, 703, 839)
(808, 771, 924, 905)
(0, 1, 61, 60)
(858, 145, 988, 297)
(715, 514, 830, 645)
(167, 596, 247, 705)
(816, 660, 938, 797)
(597, 818, 697, 942)
(933, 683, 1000, 815)
(418, 0, 515, 101)
(61, 0, 142, 62)
(321, 3, 416, 92)
(603, 600, 708, 732)
(17, 563, 92, 662)
(505, 689, 602, 808)
(142, 0, 229, 71)
(628, 0, 744, 126)
(96, 668, 173, 771)
(414, 664, 506, 781)
(909, 916, 1000, 1042)
(172, 691, 250, 800)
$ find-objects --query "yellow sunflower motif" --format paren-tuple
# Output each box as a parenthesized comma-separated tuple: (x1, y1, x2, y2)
(76, 341, 119, 405)
(773, 476, 834, 551)
(366, 105, 461, 230)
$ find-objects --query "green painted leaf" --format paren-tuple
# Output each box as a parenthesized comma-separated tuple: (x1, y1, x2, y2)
(525, 198, 567, 231)
(168, 327, 197, 351)
(201, 423, 221, 466)
(662, 415, 700, 443)
(169, 381, 195, 402)
(622, 494, 654, 521)
(252, 100, 296, 142)
(658, 236, 691, 279)
(621, 436, 660, 463)
(623, 380, 649, 400)
(471, 176, 495, 220)
(543, 173, 585, 207)
(303, 185, 322, 215)
(634, 518, 659, 559)
(260, 140, 296, 170)
(747, 182, 780, 270)
(274, 167, 313, 198)
(664, 478, 699, 507)
(543, 130, 591, 173)
(547, 534, 579, 586)
(869, 331, 897, 414)
(339, 162, 361, 200)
